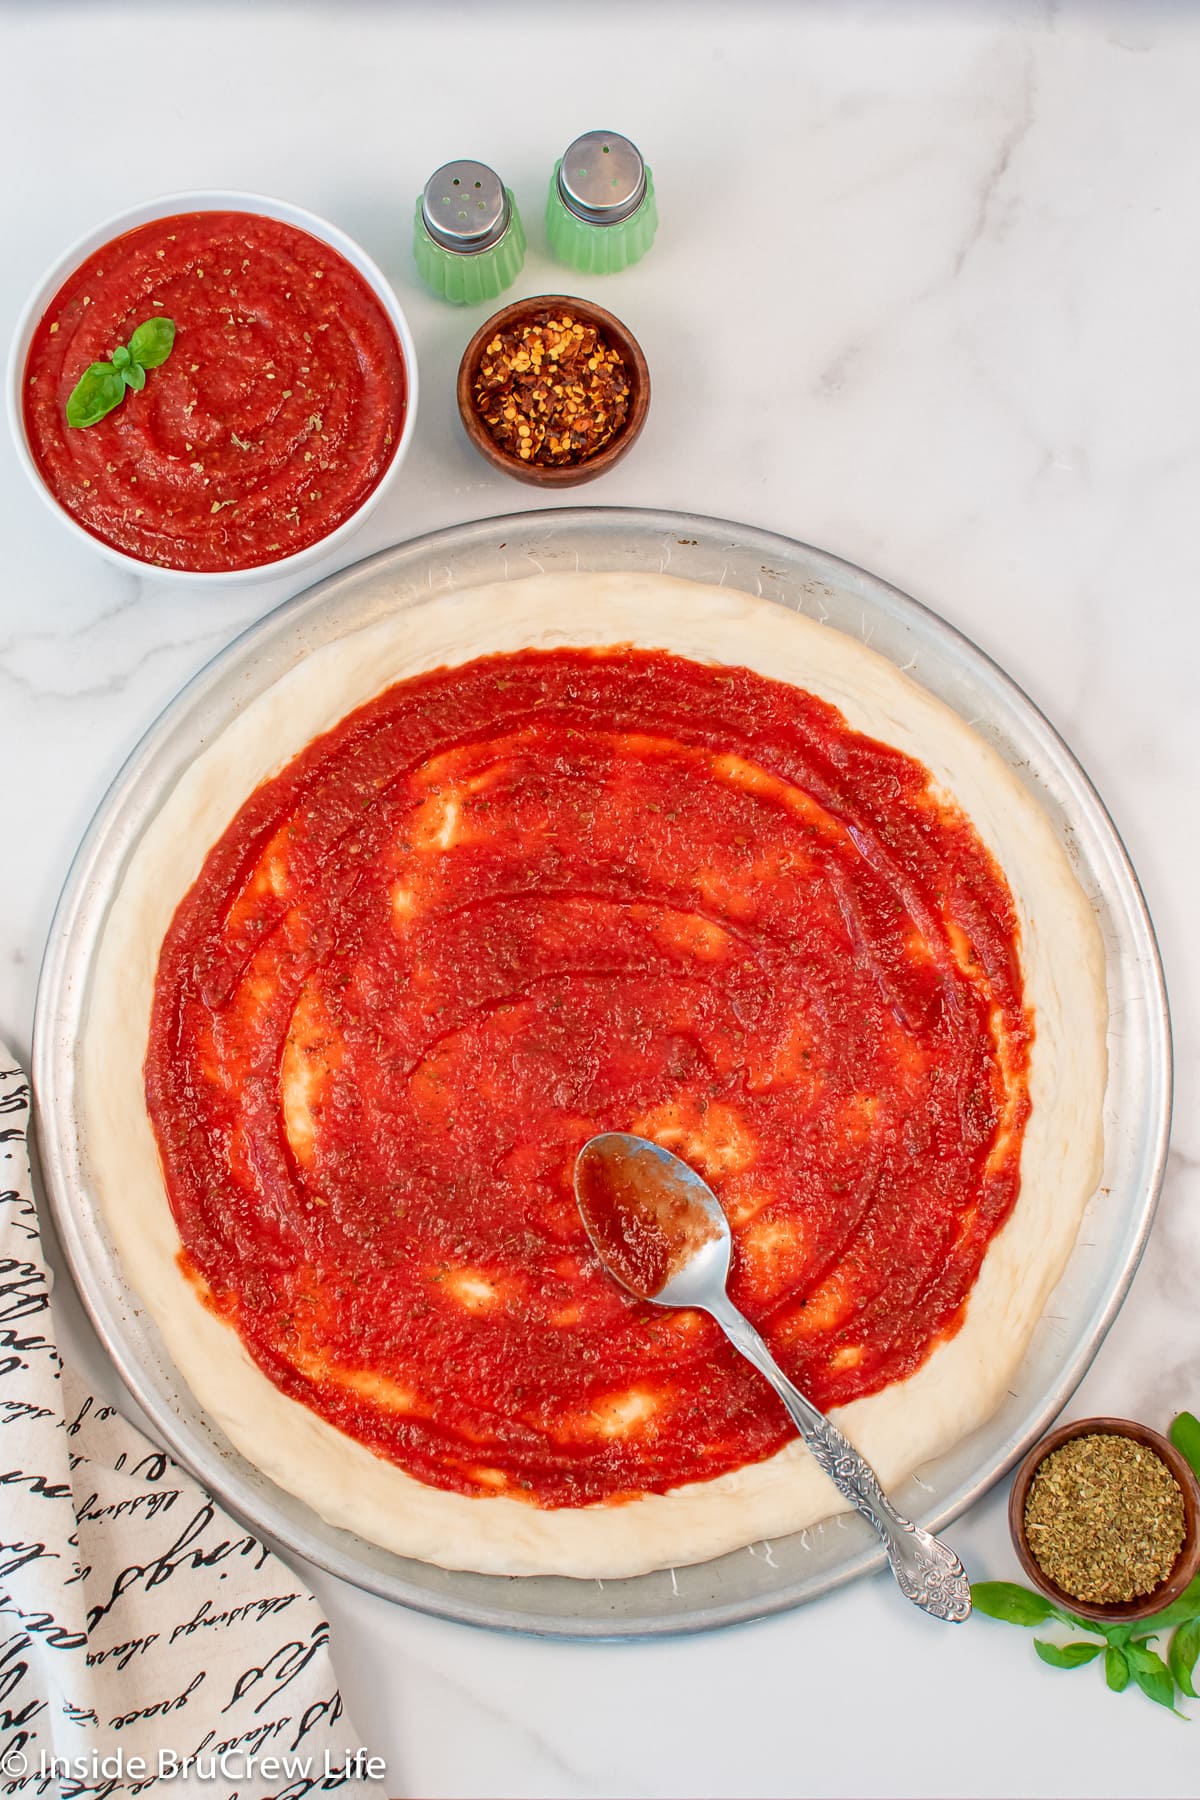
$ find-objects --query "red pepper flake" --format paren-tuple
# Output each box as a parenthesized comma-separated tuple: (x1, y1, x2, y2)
(473, 310, 630, 466)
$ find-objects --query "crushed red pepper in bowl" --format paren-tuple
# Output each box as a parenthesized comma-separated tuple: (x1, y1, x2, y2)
(475, 311, 629, 467)
(456, 294, 649, 487)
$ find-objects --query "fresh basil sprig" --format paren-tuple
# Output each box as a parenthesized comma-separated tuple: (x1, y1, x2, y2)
(974, 1410, 1200, 1717)
(65, 316, 176, 428)
(975, 1578, 1194, 1716)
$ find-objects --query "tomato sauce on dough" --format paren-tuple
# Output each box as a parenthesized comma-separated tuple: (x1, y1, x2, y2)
(146, 648, 1032, 1506)
(23, 211, 406, 571)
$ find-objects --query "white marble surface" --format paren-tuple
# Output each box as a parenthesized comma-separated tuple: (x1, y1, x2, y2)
(2, 3, 1198, 1794)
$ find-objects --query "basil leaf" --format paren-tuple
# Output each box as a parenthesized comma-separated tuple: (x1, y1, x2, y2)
(65, 362, 127, 429)
(128, 316, 176, 369)
(972, 1582, 1055, 1626)
(122, 361, 146, 392)
(1169, 1618, 1200, 1701)
(1143, 1575, 1200, 1630)
(1106, 1646, 1130, 1692)
(1133, 1668, 1184, 1714)
(1126, 1643, 1185, 1713)
(111, 345, 131, 371)
(1034, 1638, 1103, 1669)
(1105, 1624, 1133, 1648)
(1170, 1411, 1200, 1481)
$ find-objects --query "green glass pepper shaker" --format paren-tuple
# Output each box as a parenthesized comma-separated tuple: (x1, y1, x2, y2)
(545, 130, 658, 276)
(413, 160, 526, 305)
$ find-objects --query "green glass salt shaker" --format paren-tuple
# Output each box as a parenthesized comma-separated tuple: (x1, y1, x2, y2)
(413, 160, 526, 305)
(545, 130, 658, 276)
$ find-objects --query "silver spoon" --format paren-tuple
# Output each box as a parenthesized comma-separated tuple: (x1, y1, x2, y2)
(573, 1132, 972, 1622)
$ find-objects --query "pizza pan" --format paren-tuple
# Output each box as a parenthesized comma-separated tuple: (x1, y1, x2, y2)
(33, 507, 1172, 1637)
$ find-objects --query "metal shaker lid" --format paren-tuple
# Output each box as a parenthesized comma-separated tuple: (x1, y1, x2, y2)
(557, 131, 647, 226)
(422, 161, 511, 253)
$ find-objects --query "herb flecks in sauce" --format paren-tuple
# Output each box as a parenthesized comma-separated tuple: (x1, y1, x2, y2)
(144, 646, 1031, 1506)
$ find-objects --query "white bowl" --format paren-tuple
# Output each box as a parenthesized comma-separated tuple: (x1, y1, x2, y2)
(7, 190, 419, 585)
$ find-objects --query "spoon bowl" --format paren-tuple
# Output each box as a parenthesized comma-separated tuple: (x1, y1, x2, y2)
(573, 1131, 732, 1306)
(574, 1131, 972, 1623)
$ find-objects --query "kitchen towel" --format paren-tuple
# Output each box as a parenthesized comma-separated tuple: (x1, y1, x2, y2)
(0, 1043, 388, 1799)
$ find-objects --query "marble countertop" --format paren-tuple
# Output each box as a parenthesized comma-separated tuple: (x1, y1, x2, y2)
(3, 4, 1197, 1794)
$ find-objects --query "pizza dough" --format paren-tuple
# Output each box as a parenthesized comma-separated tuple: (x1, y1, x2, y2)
(81, 573, 1107, 1576)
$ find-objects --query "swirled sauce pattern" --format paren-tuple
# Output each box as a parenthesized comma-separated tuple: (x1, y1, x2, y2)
(146, 648, 1031, 1506)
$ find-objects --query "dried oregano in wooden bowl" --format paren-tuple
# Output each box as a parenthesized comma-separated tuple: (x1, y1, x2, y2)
(973, 1410, 1200, 1714)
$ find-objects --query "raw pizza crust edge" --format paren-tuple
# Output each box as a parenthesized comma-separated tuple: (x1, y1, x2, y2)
(81, 572, 1108, 1577)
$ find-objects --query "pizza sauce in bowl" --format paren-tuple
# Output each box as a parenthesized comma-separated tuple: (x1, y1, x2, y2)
(10, 194, 415, 578)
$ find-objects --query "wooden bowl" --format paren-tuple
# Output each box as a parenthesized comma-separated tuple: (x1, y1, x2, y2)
(455, 294, 650, 487)
(1009, 1416, 1200, 1623)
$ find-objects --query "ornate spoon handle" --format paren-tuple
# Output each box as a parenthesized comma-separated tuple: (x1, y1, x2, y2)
(708, 1294, 972, 1622)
